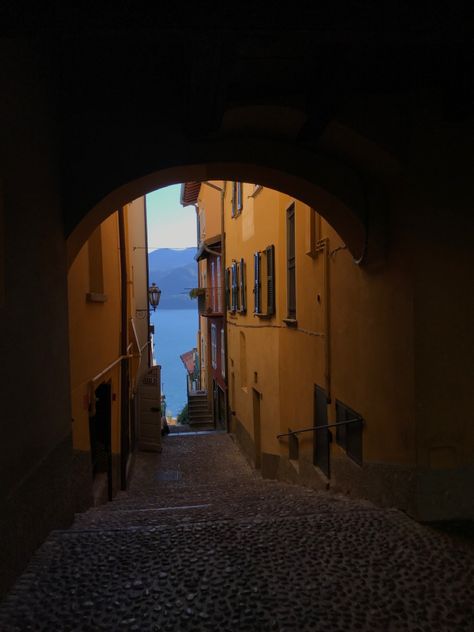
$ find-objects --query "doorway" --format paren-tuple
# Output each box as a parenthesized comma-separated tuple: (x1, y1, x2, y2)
(313, 384, 330, 478)
(252, 388, 262, 469)
(89, 382, 113, 502)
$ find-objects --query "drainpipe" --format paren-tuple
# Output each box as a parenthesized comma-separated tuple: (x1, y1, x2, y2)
(317, 238, 331, 402)
(220, 182, 229, 431)
(118, 207, 130, 491)
(144, 196, 152, 369)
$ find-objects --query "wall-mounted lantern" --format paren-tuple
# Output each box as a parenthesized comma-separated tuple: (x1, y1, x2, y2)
(148, 283, 161, 311)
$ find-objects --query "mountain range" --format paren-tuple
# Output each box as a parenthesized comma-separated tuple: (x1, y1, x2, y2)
(148, 247, 198, 310)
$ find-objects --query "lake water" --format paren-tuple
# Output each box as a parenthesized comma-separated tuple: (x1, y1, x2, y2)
(150, 308, 198, 418)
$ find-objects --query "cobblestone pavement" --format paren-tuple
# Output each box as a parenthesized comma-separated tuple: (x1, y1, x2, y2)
(1, 433, 473, 631)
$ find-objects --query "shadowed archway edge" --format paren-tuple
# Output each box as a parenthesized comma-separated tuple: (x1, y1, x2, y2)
(66, 139, 369, 267)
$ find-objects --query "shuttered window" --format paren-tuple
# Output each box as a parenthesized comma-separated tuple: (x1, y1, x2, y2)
(220, 328, 226, 378)
(287, 204, 296, 318)
(265, 245, 275, 316)
(231, 261, 239, 312)
(225, 268, 231, 310)
(232, 182, 244, 217)
(253, 252, 261, 314)
(211, 324, 217, 369)
(239, 258, 247, 313)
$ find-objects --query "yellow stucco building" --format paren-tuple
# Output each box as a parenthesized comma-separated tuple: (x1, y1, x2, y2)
(68, 198, 158, 508)
(183, 179, 471, 521)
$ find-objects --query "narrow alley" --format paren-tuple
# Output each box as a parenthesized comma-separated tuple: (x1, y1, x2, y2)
(1, 433, 472, 631)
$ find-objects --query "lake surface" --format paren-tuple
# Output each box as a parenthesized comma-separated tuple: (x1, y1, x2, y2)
(150, 308, 198, 418)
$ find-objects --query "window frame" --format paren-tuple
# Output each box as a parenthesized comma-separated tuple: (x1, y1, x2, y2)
(211, 323, 217, 370)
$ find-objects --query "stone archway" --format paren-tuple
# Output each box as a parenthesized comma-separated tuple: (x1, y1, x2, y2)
(66, 141, 377, 267)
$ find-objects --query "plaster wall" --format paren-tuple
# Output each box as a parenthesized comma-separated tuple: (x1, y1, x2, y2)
(0, 39, 73, 596)
(68, 213, 122, 455)
(124, 198, 150, 389)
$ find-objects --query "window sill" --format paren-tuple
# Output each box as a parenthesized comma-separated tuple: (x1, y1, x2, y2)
(254, 313, 273, 320)
(282, 318, 298, 327)
(86, 292, 107, 303)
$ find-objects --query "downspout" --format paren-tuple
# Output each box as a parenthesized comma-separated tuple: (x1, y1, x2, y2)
(144, 196, 152, 369)
(118, 207, 130, 491)
(220, 183, 230, 431)
(317, 238, 331, 402)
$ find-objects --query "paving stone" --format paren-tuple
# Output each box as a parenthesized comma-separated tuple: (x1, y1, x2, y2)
(0, 433, 473, 631)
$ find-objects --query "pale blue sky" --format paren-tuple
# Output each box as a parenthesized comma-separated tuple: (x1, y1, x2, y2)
(146, 184, 197, 250)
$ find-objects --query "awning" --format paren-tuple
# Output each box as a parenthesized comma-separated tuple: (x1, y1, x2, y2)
(195, 237, 222, 261)
(180, 349, 197, 376)
(180, 182, 201, 206)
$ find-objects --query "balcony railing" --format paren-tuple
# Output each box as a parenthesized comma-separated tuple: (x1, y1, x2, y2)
(197, 287, 224, 317)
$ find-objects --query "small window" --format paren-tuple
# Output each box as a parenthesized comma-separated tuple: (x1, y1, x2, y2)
(216, 257, 222, 312)
(239, 258, 247, 313)
(253, 252, 261, 314)
(306, 207, 320, 257)
(265, 245, 275, 316)
(231, 261, 239, 312)
(211, 324, 217, 369)
(232, 182, 243, 217)
(335, 400, 363, 466)
(88, 226, 104, 294)
(225, 268, 231, 310)
(220, 329, 226, 378)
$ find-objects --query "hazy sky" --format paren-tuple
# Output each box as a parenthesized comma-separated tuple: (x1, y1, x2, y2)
(146, 184, 196, 250)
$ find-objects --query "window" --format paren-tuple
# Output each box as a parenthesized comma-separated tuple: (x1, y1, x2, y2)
(220, 328, 225, 378)
(253, 252, 261, 314)
(232, 182, 243, 217)
(306, 207, 320, 257)
(253, 247, 275, 317)
(226, 259, 247, 314)
(211, 324, 217, 369)
(210, 260, 215, 311)
(239, 258, 247, 313)
(265, 245, 275, 316)
(225, 267, 230, 310)
(231, 261, 239, 312)
(86, 225, 106, 302)
(287, 204, 296, 319)
(335, 400, 363, 466)
(216, 257, 222, 312)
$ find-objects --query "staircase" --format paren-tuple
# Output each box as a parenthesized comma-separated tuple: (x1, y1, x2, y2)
(1, 434, 473, 631)
(187, 391, 214, 428)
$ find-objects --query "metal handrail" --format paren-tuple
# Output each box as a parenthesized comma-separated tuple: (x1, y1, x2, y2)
(277, 418, 363, 439)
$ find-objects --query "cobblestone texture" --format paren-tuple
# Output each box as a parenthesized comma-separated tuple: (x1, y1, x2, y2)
(1, 433, 473, 631)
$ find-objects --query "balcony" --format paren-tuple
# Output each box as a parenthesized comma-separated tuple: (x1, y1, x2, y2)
(195, 287, 223, 317)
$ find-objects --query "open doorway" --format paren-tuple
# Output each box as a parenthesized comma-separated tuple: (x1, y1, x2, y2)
(89, 382, 112, 504)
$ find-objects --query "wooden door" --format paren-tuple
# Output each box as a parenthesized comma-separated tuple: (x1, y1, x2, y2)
(138, 365, 162, 452)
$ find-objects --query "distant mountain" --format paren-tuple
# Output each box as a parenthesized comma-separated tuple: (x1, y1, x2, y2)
(148, 248, 198, 310)
(148, 247, 197, 275)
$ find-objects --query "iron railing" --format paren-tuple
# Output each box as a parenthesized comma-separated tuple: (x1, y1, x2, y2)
(277, 418, 363, 439)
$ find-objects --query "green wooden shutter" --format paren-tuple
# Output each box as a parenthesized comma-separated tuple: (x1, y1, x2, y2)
(253, 252, 261, 314)
(240, 258, 246, 313)
(225, 268, 230, 310)
(237, 182, 243, 212)
(266, 244, 275, 316)
(231, 261, 239, 311)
